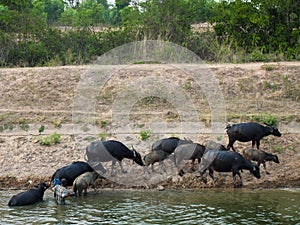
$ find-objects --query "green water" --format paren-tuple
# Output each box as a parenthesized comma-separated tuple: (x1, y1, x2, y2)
(1, 188, 299, 224)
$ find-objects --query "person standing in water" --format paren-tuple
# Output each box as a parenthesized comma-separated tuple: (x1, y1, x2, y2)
(52, 178, 74, 205)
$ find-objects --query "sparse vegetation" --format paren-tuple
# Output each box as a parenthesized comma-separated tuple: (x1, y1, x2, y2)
(182, 80, 192, 90)
(139, 130, 151, 141)
(282, 75, 300, 101)
(273, 145, 283, 153)
(53, 120, 62, 128)
(83, 136, 97, 142)
(37, 132, 61, 146)
(20, 124, 30, 132)
(81, 125, 90, 133)
(238, 78, 254, 92)
(0, 124, 14, 132)
(262, 81, 279, 92)
(252, 113, 278, 127)
(100, 120, 108, 128)
(261, 64, 278, 71)
(98, 132, 110, 140)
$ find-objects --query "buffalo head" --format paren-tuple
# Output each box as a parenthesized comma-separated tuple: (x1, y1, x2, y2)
(264, 123, 282, 137)
(273, 155, 280, 164)
(132, 147, 144, 166)
(251, 164, 261, 179)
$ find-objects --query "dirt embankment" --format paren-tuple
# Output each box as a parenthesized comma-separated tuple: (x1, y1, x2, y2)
(0, 62, 299, 190)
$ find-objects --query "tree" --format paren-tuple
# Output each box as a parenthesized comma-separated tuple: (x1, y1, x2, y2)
(43, 0, 65, 24)
(120, 0, 195, 43)
(211, 0, 300, 58)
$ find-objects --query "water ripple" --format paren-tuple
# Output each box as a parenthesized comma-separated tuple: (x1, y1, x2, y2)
(0, 189, 299, 224)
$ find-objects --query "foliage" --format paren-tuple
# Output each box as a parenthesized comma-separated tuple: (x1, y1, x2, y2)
(139, 130, 151, 141)
(43, 0, 65, 25)
(0, 0, 299, 66)
(120, 0, 196, 44)
(37, 132, 61, 146)
(98, 132, 109, 140)
(0, 123, 14, 132)
(20, 123, 30, 132)
(210, 0, 300, 59)
(252, 113, 278, 127)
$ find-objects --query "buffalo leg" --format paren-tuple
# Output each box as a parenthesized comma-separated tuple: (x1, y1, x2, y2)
(151, 164, 155, 172)
(262, 162, 270, 174)
(233, 172, 243, 188)
(199, 169, 208, 184)
(159, 161, 167, 172)
(110, 161, 117, 176)
(208, 168, 215, 182)
(255, 140, 260, 149)
(227, 139, 236, 151)
(118, 161, 127, 173)
(252, 140, 256, 148)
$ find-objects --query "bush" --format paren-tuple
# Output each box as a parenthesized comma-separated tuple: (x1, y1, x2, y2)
(139, 130, 151, 141)
(38, 132, 61, 146)
(252, 113, 278, 127)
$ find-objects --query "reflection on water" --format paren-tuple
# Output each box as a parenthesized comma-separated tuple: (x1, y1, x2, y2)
(1, 189, 299, 224)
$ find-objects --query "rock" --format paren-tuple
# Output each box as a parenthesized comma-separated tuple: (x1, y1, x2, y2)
(157, 185, 165, 191)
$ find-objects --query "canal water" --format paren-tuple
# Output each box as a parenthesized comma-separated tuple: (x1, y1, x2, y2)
(0, 188, 299, 224)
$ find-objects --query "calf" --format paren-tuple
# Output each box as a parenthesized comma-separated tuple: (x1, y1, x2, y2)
(242, 148, 279, 174)
(199, 150, 260, 187)
(143, 150, 170, 172)
(226, 122, 281, 151)
(173, 143, 206, 176)
(51, 161, 96, 186)
(73, 171, 99, 196)
(151, 137, 192, 154)
(8, 182, 49, 206)
(85, 140, 144, 175)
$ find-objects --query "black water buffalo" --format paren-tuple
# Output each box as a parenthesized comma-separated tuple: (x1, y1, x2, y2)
(226, 122, 281, 151)
(8, 182, 49, 206)
(243, 148, 280, 174)
(51, 161, 95, 186)
(85, 140, 144, 175)
(143, 150, 170, 172)
(173, 143, 206, 176)
(204, 140, 227, 151)
(199, 150, 260, 187)
(151, 137, 192, 154)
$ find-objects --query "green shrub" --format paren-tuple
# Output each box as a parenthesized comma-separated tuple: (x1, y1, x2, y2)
(100, 120, 107, 128)
(38, 132, 61, 146)
(139, 130, 151, 141)
(20, 124, 30, 132)
(98, 132, 109, 140)
(252, 113, 278, 127)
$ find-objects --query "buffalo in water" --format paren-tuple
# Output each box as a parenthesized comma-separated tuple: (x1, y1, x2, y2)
(8, 182, 49, 206)
(73, 171, 99, 196)
(51, 161, 95, 186)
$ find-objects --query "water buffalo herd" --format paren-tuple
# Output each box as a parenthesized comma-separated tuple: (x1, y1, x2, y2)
(8, 122, 282, 206)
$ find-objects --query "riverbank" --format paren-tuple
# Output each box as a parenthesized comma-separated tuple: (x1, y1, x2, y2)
(0, 62, 299, 190)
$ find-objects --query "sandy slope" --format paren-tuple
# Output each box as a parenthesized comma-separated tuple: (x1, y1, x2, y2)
(0, 62, 299, 189)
